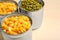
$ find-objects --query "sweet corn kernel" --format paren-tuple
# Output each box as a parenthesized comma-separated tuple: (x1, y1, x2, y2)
(2, 15, 31, 35)
(0, 2, 17, 15)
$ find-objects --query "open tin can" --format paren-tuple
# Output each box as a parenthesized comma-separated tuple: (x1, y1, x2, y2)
(0, 0, 18, 22)
(0, 13, 32, 40)
(18, 0, 44, 30)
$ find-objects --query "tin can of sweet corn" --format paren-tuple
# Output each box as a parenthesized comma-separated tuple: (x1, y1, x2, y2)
(0, 0, 18, 22)
(18, 0, 44, 30)
(0, 13, 32, 40)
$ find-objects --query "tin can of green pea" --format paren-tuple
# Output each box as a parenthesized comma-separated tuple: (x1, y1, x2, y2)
(18, 0, 44, 30)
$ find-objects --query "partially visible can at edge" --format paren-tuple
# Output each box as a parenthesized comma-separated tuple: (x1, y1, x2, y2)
(0, 0, 18, 22)
(18, 0, 44, 30)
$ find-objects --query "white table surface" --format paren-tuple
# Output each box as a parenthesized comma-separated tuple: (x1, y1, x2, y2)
(0, 0, 60, 40)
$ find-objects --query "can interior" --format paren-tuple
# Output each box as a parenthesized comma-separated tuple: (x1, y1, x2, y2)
(18, 0, 44, 12)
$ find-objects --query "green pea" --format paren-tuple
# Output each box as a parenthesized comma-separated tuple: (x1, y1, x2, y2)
(20, 0, 42, 11)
